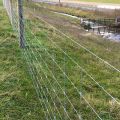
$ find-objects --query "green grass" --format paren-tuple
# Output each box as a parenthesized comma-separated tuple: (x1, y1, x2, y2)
(23, 3, 120, 119)
(0, 0, 120, 119)
(0, 1, 45, 120)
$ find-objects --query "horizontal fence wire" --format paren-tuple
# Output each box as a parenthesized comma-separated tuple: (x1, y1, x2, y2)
(28, 6, 120, 104)
(3, 0, 120, 120)
(24, 19, 103, 120)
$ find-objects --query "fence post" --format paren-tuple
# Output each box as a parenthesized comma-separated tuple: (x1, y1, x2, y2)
(59, 0, 61, 4)
(18, 0, 25, 48)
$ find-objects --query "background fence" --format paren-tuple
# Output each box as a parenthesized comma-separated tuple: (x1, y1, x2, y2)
(3, 0, 120, 119)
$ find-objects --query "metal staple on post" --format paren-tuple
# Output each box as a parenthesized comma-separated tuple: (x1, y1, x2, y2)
(18, 0, 25, 48)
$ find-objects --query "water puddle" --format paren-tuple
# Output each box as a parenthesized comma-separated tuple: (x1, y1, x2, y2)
(53, 11, 80, 19)
(53, 11, 120, 42)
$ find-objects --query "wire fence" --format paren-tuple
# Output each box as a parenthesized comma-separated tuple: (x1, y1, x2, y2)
(3, 0, 120, 119)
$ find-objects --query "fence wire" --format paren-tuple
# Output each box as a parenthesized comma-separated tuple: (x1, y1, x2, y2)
(3, 0, 120, 120)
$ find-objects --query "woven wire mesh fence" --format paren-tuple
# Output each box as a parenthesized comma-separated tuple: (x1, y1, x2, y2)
(3, 0, 120, 119)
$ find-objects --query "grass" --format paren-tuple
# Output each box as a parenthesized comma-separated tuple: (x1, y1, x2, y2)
(33, 2, 119, 19)
(23, 2, 120, 119)
(34, 2, 99, 19)
(0, 0, 120, 119)
(0, 1, 45, 119)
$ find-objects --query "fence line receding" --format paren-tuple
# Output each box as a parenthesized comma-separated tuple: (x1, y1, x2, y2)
(3, 0, 120, 119)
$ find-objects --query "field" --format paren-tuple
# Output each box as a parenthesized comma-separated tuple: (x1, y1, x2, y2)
(0, 0, 120, 119)
(25, 2, 120, 119)
(34, 2, 120, 19)
(0, 1, 45, 119)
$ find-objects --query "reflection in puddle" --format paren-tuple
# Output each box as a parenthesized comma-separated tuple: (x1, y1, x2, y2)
(54, 11, 120, 42)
